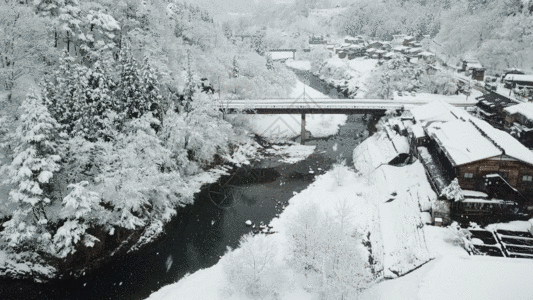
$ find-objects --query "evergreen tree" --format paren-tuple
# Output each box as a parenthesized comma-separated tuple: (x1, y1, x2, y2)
(266, 53, 274, 70)
(231, 55, 240, 78)
(79, 60, 116, 141)
(1, 91, 62, 253)
(52, 181, 103, 258)
(140, 56, 163, 123)
(116, 39, 143, 120)
(184, 49, 196, 112)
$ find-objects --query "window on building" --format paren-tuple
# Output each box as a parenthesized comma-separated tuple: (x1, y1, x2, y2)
(523, 175, 533, 182)
(464, 173, 474, 178)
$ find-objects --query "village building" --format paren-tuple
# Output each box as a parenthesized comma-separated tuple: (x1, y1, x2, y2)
(403, 36, 416, 46)
(503, 103, 533, 147)
(344, 35, 365, 45)
(418, 51, 436, 64)
(474, 92, 515, 129)
(405, 101, 533, 206)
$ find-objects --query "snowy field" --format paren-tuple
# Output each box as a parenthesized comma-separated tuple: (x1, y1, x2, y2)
(243, 79, 347, 141)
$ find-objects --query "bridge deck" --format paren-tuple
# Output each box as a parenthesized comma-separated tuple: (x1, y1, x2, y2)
(216, 98, 476, 114)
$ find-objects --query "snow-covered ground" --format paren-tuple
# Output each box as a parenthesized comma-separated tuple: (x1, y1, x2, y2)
(265, 144, 316, 164)
(243, 79, 347, 141)
(360, 225, 533, 300)
(285, 59, 311, 71)
(148, 155, 437, 299)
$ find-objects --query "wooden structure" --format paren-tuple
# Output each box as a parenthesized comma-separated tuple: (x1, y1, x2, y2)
(471, 67, 486, 81)
(409, 101, 533, 205)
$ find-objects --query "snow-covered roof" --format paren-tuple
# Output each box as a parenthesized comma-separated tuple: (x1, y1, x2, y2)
(504, 103, 533, 120)
(353, 130, 409, 174)
(410, 100, 533, 166)
(462, 190, 488, 198)
(469, 117, 533, 166)
(411, 123, 426, 138)
(428, 120, 502, 166)
(466, 62, 483, 69)
(505, 74, 533, 82)
(418, 51, 434, 57)
(410, 101, 459, 125)
(393, 46, 409, 51)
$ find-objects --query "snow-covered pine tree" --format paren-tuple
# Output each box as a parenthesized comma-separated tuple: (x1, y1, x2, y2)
(266, 53, 274, 70)
(140, 56, 163, 123)
(79, 60, 116, 141)
(116, 39, 143, 121)
(231, 55, 240, 79)
(440, 178, 464, 201)
(184, 49, 197, 111)
(52, 181, 104, 258)
(1, 91, 62, 254)
(43, 52, 88, 135)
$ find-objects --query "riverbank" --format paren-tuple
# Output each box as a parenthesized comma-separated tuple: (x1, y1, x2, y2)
(145, 138, 436, 300)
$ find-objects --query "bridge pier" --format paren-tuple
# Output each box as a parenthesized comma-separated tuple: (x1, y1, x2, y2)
(301, 113, 306, 145)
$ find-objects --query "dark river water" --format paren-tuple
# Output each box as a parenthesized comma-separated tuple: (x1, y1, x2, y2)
(0, 71, 381, 300)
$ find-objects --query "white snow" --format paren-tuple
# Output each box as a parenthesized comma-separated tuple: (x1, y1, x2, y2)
(462, 190, 489, 198)
(427, 120, 502, 166)
(148, 157, 437, 299)
(353, 129, 409, 174)
(504, 102, 533, 121)
(245, 220, 252, 226)
(270, 51, 294, 61)
(266, 144, 316, 164)
(285, 59, 311, 71)
(486, 221, 533, 232)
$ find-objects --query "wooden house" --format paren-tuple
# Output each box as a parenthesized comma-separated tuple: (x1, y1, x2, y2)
(338, 50, 347, 59)
(475, 92, 514, 129)
(471, 67, 486, 81)
(418, 51, 436, 64)
(410, 101, 533, 205)
(503, 103, 533, 147)
(367, 41, 383, 49)
(403, 36, 416, 46)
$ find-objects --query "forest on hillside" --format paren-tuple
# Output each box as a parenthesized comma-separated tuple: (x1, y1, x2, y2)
(242, 0, 533, 72)
(0, 0, 296, 280)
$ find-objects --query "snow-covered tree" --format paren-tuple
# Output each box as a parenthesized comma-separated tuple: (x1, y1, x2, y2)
(266, 53, 274, 70)
(0, 1, 54, 93)
(52, 181, 104, 258)
(285, 200, 372, 298)
(1, 91, 62, 253)
(231, 55, 240, 79)
(440, 178, 464, 202)
(223, 234, 285, 298)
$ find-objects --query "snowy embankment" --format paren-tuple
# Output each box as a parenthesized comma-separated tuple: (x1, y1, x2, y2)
(148, 139, 438, 299)
(285, 59, 311, 71)
(244, 78, 347, 141)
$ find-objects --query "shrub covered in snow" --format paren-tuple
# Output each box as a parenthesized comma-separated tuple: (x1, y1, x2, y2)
(440, 178, 464, 202)
(223, 233, 286, 299)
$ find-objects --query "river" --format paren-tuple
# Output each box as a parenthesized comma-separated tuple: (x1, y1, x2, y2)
(0, 71, 381, 300)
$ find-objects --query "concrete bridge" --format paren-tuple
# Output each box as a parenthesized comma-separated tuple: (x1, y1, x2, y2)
(215, 97, 477, 144)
